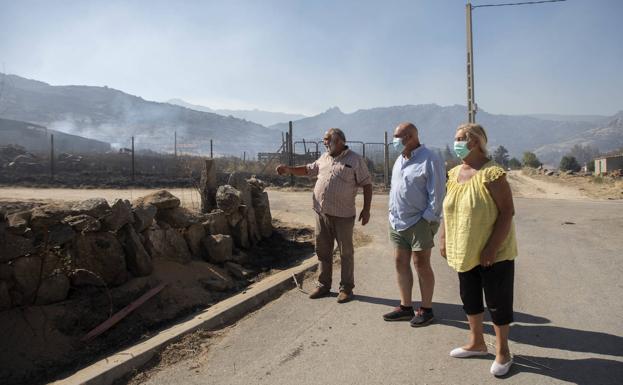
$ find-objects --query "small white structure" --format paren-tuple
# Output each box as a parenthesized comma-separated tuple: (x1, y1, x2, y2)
(594, 153, 623, 176)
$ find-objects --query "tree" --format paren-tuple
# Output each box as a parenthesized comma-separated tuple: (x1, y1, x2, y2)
(522, 152, 541, 168)
(492, 145, 510, 168)
(508, 157, 522, 170)
(568, 144, 600, 168)
(559, 156, 581, 172)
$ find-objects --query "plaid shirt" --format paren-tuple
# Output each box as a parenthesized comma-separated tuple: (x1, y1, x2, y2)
(306, 148, 372, 217)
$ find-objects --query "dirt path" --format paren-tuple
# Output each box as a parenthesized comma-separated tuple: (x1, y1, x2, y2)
(0, 171, 598, 207)
(507, 171, 589, 200)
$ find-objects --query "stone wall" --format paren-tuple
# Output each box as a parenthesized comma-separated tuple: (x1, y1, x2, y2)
(0, 175, 273, 311)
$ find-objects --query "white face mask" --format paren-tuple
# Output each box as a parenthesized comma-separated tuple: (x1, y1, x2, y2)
(392, 137, 405, 152)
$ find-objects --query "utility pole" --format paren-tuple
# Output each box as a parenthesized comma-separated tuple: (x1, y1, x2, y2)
(210, 139, 213, 158)
(465, 0, 565, 123)
(466, 2, 476, 123)
(174, 130, 177, 157)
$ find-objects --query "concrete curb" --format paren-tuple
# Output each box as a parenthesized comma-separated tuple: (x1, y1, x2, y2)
(53, 258, 318, 385)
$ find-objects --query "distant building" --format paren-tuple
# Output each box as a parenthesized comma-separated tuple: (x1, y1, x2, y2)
(594, 153, 623, 176)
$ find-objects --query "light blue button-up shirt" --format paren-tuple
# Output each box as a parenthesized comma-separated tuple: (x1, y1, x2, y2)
(389, 145, 446, 231)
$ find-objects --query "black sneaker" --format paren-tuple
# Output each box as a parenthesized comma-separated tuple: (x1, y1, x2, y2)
(383, 305, 415, 321)
(410, 308, 434, 327)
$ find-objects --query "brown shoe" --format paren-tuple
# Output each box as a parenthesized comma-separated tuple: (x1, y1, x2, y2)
(309, 286, 330, 299)
(336, 290, 353, 303)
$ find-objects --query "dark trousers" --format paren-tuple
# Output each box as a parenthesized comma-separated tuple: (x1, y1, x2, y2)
(315, 212, 355, 291)
(458, 260, 515, 325)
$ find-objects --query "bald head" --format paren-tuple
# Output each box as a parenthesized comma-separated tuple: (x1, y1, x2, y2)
(394, 122, 418, 137)
(393, 122, 421, 156)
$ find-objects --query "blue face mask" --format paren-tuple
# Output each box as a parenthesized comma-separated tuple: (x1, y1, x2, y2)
(453, 140, 471, 159)
(392, 137, 405, 152)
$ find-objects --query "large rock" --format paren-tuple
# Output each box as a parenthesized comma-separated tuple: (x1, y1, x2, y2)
(119, 224, 153, 276)
(156, 207, 196, 228)
(184, 223, 206, 258)
(71, 198, 111, 218)
(35, 273, 70, 305)
(12, 255, 42, 304)
(203, 234, 233, 263)
(253, 191, 273, 238)
(72, 232, 128, 286)
(248, 177, 272, 238)
(203, 209, 230, 235)
(63, 214, 101, 232)
(30, 202, 73, 228)
(133, 204, 157, 233)
(144, 225, 192, 264)
(199, 159, 218, 213)
(0, 281, 11, 310)
(7, 210, 31, 235)
(0, 233, 35, 263)
(102, 199, 134, 231)
(216, 185, 241, 215)
(229, 172, 260, 245)
(42, 223, 76, 247)
(230, 206, 250, 249)
(133, 190, 180, 209)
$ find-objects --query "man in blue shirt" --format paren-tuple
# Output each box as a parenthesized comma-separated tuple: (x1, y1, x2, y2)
(383, 122, 446, 327)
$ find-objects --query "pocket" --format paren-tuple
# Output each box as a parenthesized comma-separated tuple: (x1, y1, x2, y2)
(335, 163, 355, 183)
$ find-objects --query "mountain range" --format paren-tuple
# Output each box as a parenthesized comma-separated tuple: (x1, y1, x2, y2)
(167, 98, 306, 127)
(1, 72, 621, 164)
(0, 73, 279, 155)
(270, 105, 623, 163)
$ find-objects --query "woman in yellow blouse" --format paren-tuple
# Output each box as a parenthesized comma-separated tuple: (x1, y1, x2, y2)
(439, 123, 518, 377)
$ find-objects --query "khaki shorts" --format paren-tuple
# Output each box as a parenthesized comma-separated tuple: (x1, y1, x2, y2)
(389, 219, 440, 251)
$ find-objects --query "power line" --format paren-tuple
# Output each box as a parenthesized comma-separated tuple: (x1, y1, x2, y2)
(472, 0, 566, 9)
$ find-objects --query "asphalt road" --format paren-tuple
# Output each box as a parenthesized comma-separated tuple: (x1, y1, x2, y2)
(139, 190, 623, 385)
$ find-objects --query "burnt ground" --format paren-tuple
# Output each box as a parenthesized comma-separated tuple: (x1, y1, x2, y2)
(0, 219, 314, 385)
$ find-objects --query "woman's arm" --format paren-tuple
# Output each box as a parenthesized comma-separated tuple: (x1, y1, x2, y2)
(439, 218, 446, 259)
(481, 174, 514, 266)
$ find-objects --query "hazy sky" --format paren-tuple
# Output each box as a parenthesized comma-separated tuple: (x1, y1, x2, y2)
(1, 0, 622, 116)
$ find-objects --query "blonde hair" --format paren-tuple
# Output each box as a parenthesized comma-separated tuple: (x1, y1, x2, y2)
(457, 123, 488, 156)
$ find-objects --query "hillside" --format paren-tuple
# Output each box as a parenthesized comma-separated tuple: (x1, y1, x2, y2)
(0, 117, 110, 154)
(534, 111, 623, 164)
(0, 74, 280, 155)
(167, 99, 306, 127)
(270, 104, 594, 159)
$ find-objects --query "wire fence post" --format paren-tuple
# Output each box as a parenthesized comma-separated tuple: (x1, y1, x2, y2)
(131, 136, 135, 182)
(383, 131, 390, 188)
(288, 121, 294, 186)
(50, 134, 55, 181)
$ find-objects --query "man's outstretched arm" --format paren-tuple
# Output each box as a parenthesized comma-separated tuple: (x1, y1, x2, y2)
(276, 164, 309, 176)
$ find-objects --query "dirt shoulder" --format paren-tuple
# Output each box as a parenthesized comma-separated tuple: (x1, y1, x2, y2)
(508, 170, 623, 201)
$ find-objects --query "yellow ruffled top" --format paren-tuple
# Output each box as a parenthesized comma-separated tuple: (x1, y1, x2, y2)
(443, 161, 518, 272)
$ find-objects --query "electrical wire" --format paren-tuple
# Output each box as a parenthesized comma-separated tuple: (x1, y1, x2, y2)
(472, 0, 566, 9)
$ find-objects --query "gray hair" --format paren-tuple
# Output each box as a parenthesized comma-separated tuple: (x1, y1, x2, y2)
(327, 127, 346, 142)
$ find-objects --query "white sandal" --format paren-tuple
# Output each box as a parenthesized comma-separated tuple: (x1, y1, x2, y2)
(490, 359, 513, 376)
(449, 347, 489, 358)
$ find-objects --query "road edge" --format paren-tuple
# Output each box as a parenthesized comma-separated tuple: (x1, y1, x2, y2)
(53, 258, 318, 385)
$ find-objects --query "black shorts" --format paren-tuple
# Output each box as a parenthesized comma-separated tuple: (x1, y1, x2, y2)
(458, 260, 514, 326)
